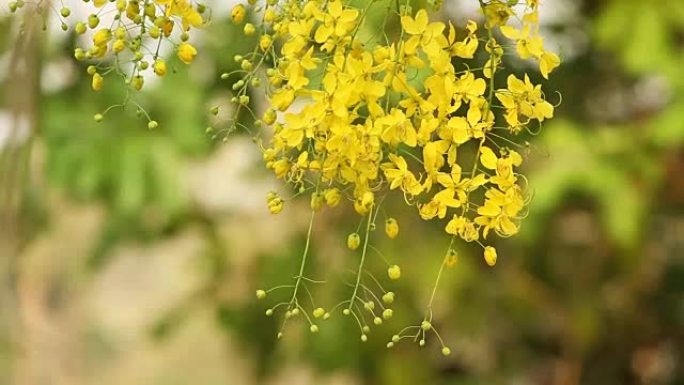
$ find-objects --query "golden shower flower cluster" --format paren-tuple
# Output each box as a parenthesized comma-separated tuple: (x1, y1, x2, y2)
(7, 0, 560, 353)
(221, 0, 562, 353)
(8, 0, 207, 127)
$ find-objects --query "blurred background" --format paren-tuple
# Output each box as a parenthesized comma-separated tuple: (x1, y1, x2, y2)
(1, 0, 683, 384)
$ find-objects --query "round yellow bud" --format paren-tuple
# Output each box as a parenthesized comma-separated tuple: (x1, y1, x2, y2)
(259, 34, 272, 51)
(310, 193, 323, 212)
(421, 320, 432, 331)
(153, 59, 167, 76)
(75, 22, 87, 34)
(385, 218, 399, 239)
(264, 8, 276, 23)
(91, 73, 103, 91)
(131, 75, 144, 91)
(263, 108, 277, 125)
(231, 4, 245, 24)
(373, 317, 382, 325)
(313, 308, 325, 318)
(484, 246, 497, 267)
(149, 26, 161, 39)
(310, 325, 319, 333)
(382, 292, 395, 304)
(177, 42, 197, 65)
(243, 23, 256, 35)
(387, 265, 401, 280)
(441, 347, 451, 356)
(112, 39, 125, 53)
(256, 289, 266, 299)
(347, 233, 361, 250)
(382, 309, 393, 320)
(92, 28, 111, 46)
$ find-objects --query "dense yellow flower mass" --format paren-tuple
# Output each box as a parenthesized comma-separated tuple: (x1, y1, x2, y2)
(237, 0, 560, 352)
(15, 0, 559, 353)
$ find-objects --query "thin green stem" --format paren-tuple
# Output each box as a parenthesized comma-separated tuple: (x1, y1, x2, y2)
(348, 204, 375, 310)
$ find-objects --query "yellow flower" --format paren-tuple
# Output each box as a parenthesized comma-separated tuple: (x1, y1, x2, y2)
(177, 42, 197, 64)
(382, 154, 423, 196)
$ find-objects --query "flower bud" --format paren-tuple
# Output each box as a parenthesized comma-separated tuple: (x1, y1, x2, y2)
(256, 289, 266, 299)
(231, 4, 245, 24)
(387, 265, 401, 280)
(484, 246, 497, 267)
(347, 233, 361, 250)
(382, 292, 395, 304)
(385, 218, 399, 239)
(243, 23, 256, 36)
(153, 59, 167, 76)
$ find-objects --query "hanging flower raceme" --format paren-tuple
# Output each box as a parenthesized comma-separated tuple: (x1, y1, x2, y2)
(213, 0, 562, 354)
(19, 0, 561, 354)
(17, 0, 209, 127)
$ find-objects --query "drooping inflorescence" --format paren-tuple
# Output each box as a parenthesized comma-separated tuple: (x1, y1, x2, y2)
(8, 0, 208, 127)
(233, 0, 559, 354)
(10, 0, 560, 354)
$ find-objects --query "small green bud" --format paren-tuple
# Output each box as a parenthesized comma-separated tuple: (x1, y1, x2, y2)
(419, 339, 425, 347)
(362, 325, 370, 334)
(387, 342, 394, 348)
(147, 121, 158, 130)
(312, 308, 325, 318)
(210, 106, 219, 115)
(60, 7, 71, 17)
(87, 14, 100, 29)
(86, 66, 97, 75)
(256, 289, 266, 299)
(265, 309, 273, 316)
(309, 325, 319, 333)
(391, 335, 400, 343)
(421, 320, 432, 331)
(291, 308, 299, 316)
(361, 334, 368, 342)
(373, 317, 382, 325)
(382, 292, 395, 304)
(75, 22, 87, 34)
(342, 309, 350, 316)
(441, 347, 451, 356)
(382, 309, 393, 320)
(94, 113, 104, 122)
